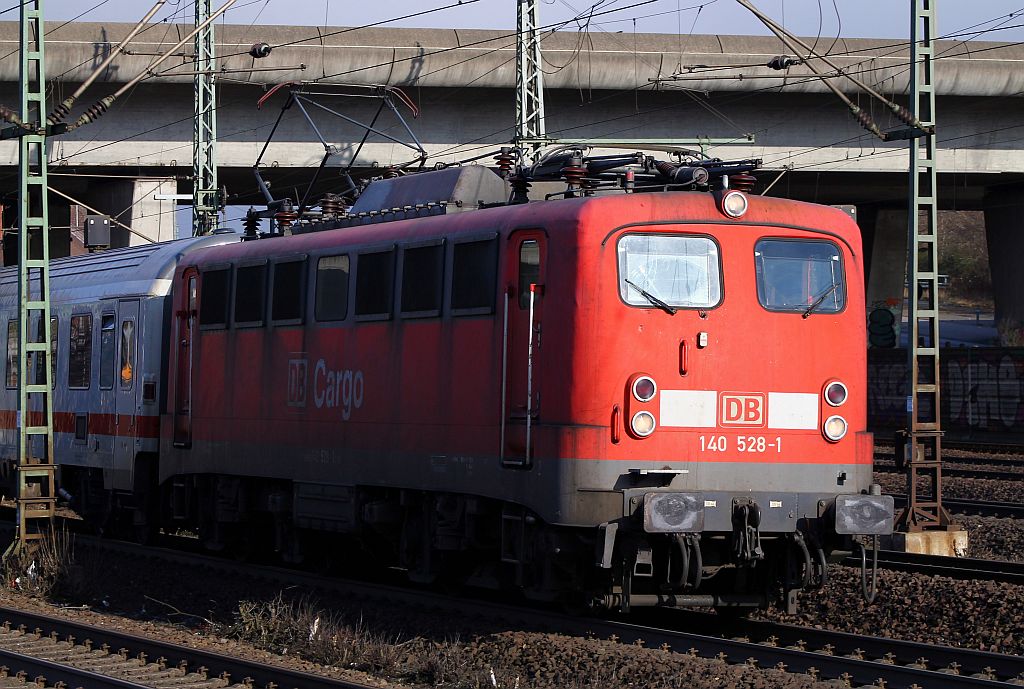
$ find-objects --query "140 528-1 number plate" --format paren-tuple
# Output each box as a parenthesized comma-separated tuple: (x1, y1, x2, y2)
(699, 435, 783, 453)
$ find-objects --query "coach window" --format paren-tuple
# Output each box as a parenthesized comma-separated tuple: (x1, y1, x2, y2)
(199, 268, 230, 328)
(234, 263, 267, 327)
(755, 238, 846, 314)
(355, 249, 395, 320)
(120, 320, 136, 389)
(400, 241, 444, 317)
(68, 314, 92, 389)
(450, 236, 498, 315)
(617, 234, 722, 309)
(99, 314, 116, 390)
(314, 255, 349, 321)
(271, 259, 306, 324)
(5, 319, 16, 389)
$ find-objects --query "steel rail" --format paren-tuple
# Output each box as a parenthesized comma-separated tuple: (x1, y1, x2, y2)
(0, 605, 375, 689)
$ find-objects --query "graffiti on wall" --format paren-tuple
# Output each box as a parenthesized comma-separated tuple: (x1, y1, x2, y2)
(868, 348, 1024, 435)
(867, 298, 901, 349)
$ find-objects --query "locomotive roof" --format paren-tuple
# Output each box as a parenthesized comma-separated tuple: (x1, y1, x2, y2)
(0, 233, 237, 306)
(185, 191, 861, 265)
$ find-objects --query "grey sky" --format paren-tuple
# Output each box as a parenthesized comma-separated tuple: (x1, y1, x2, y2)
(41, 1, 1024, 42)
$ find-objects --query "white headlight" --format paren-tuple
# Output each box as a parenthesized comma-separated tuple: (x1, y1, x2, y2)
(719, 190, 748, 218)
(631, 411, 656, 437)
(823, 415, 848, 442)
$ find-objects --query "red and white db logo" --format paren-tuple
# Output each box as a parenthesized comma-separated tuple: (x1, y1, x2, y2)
(719, 392, 766, 427)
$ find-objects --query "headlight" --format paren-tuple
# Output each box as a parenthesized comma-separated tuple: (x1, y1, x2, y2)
(835, 495, 894, 535)
(823, 415, 848, 442)
(824, 381, 848, 407)
(631, 411, 656, 437)
(718, 190, 748, 218)
(632, 376, 657, 403)
(644, 492, 704, 533)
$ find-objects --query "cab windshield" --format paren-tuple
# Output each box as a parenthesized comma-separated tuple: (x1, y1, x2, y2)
(617, 234, 722, 309)
(755, 238, 845, 314)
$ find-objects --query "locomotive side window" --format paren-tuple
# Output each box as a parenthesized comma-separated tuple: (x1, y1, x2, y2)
(120, 320, 136, 389)
(234, 263, 267, 326)
(271, 259, 306, 324)
(355, 249, 395, 320)
(754, 238, 846, 314)
(518, 240, 540, 308)
(99, 314, 116, 390)
(314, 255, 349, 321)
(199, 268, 230, 328)
(5, 319, 16, 389)
(68, 314, 93, 389)
(451, 237, 498, 314)
(400, 242, 444, 317)
(617, 234, 722, 309)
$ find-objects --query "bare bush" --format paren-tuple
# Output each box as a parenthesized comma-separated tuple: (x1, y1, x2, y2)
(1, 526, 75, 598)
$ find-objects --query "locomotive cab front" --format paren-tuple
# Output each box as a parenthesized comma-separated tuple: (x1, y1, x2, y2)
(566, 191, 892, 613)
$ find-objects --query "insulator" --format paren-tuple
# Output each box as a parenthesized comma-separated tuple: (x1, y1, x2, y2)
(509, 175, 531, 205)
(383, 167, 400, 179)
(46, 100, 72, 127)
(493, 147, 515, 179)
(77, 98, 111, 127)
(274, 210, 298, 232)
(249, 42, 272, 59)
(0, 104, 27, 130)
(242, 209, 261, 238)
(730, 173, 757, 193)
(319, 193, 343, 218)
(560, 156, 587, 189)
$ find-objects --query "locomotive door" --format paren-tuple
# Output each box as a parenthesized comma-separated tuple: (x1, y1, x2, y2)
(114, 299, 140, 465)
(502, 230, 546, 467)
(173, 271, 197, 447)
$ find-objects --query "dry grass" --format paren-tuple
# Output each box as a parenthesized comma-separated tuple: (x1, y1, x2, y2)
(1, 526, 75, 598)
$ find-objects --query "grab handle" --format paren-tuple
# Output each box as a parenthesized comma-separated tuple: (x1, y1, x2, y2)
(679, 339, 688, 376)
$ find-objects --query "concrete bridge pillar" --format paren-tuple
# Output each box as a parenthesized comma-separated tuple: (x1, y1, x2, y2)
(861, 208, 908, 348)
(984, 188, 1024, 337)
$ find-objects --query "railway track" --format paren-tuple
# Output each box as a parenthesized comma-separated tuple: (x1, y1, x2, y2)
(4, 533, 1020, 689)
(0, 604, 373, 689)
(657, 612, 1024, 688)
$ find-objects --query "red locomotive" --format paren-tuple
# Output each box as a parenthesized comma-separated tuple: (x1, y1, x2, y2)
(0, 152, 892, 613)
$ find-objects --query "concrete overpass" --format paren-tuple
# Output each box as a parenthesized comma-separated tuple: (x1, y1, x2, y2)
(0, 21, 1022, 326)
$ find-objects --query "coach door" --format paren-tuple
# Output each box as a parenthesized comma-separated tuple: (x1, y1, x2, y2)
(173, 271, 197, 447)
(114, 299, 140, 464)
(502, 230, 546, 467)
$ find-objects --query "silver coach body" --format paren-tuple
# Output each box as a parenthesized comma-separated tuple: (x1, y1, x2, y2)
(0, 235, 235, 492)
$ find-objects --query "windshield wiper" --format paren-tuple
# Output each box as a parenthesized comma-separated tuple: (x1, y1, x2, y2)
(802, 283, 839, 319)
(625, 279, 677, 315)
